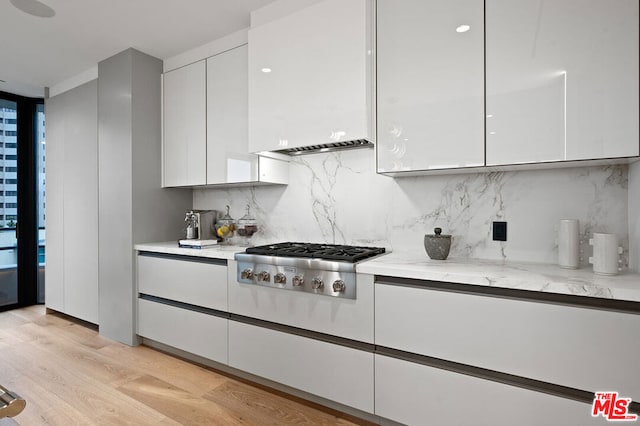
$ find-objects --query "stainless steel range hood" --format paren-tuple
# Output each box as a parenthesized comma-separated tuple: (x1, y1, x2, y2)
(274, 139, 374, 156)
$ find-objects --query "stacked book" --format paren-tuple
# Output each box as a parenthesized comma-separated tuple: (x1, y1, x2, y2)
(178, 239, 218, 249)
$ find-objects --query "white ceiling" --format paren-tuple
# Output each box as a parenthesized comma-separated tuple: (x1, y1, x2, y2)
(0, 0, 276, 98)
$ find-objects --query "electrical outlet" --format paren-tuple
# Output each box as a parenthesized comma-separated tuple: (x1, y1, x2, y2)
(493, 221, 507, 241)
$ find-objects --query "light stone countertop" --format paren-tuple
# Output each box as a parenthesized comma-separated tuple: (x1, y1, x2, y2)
(134, 241, 246, 261)
(357, 251, 640, 303)
(133, 242, 640, 303)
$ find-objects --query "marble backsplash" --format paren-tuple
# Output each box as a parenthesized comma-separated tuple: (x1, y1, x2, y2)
(193, 149, 630, 268)
(629, 161, 640, 272)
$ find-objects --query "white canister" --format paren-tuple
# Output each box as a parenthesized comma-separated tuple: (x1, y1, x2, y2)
(558, 219, 580, 269)
(589, 233, 623, 275)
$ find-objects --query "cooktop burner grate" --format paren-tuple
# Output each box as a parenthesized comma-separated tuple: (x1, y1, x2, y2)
(245, 242, 385, 263)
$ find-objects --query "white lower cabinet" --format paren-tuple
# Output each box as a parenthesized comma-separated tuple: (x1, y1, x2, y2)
(376, 282, 640, 401)
(138, 254, 227, 311)
(228, 320, 374, 413)
(375, 355, 600, 426)
(228, 262, 374, 343)
(136, 253, 228, 364)
(138, 298, 227, 364)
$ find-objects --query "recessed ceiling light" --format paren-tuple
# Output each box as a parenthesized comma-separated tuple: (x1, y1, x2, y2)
(261, 68, 272, 73)
(456, 24, 471, 33)
(10, 0, 55, 18)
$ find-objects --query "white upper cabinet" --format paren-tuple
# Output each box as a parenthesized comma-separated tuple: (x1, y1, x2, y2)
(163, 49, 288, 187)
(377, 0, 485, 173)
(248, 0, 374, 153)
(206, 45, 257, 184)
(486, 0, 639, 165)
(163, 60, 207, 186)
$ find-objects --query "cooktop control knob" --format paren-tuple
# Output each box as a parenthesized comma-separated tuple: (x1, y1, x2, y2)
(292, 275, 304, 287)
(311, 277, 324, 290)
(241, 268, 254, 280)
(257, 271, 270, 282)
(274, 272, 286, 284)
(332, 279, 346, 293)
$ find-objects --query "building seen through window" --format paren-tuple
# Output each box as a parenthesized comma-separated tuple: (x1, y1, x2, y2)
(0, 105, 46, 229)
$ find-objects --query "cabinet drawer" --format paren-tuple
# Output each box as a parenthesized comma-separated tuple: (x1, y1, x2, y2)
(228, 263, 374, 342)
(375, 283, 640, 400)
(375, 355, 599, 426)
(138, 298, 227, 364)
(138, 254, 227, 311)
(228, 320, 374, 413)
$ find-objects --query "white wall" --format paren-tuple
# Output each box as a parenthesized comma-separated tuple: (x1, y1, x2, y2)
(48, 66, 98, 97)
(194, 149, 630, 268)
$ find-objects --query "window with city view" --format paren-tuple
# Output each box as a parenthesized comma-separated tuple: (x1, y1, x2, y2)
(0, 99, 46, 307)
(0, 104, 19, 228)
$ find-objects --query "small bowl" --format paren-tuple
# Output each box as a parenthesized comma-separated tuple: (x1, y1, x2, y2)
(424, 227, 452, 260)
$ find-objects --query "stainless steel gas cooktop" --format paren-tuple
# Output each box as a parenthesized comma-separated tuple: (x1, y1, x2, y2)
(234, 242, 386, 299)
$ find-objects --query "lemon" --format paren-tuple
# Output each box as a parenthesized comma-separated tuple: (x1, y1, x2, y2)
(217, 225, 229, 237)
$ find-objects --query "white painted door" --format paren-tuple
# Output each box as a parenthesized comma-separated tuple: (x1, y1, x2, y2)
(206, 45, 258, 184)
(248, 0, 373, 153)
(375, 355, 602, 426)
(163, 60, 206, 186)
(62, 81, 99, 324)
(486, 0, 639, 165)
(138, 299, 228, 364)
(44, 80, 99, 324)
(228, 320, 374, 413)
(376, 283, 640, 401)
(43, 94, 64, 313)
(377, 0, 485, 172)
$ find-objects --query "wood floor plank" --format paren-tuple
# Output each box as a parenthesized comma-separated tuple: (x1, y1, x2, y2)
(9, 322, 140, 387)
(8, 305, 63, 324)
(0, 306, 370, 425)
(0, 311, 28, 329)
(98, 343, 228, 396)
(3, 370, 97, 425)
(32, 312, 110, 350)
(117, 374, 245, 426)
(204, 380, 364, 426)
(2, 340, 169, 425)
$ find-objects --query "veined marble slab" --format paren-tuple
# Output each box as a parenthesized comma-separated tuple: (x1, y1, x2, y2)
(358, 251, 640, 303)
(134, 241, 245, 261)
(194, 149, 631, 268)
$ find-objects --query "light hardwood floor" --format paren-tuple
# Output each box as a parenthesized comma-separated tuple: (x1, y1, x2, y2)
(0, 305, 373, 425)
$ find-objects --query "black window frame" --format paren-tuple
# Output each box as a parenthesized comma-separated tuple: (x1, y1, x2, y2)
(0, 90, 43, 311)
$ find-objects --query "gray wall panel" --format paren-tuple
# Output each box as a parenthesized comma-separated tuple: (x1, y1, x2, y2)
(98, 50, 135, 343)
(98, 49, 191, 345)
